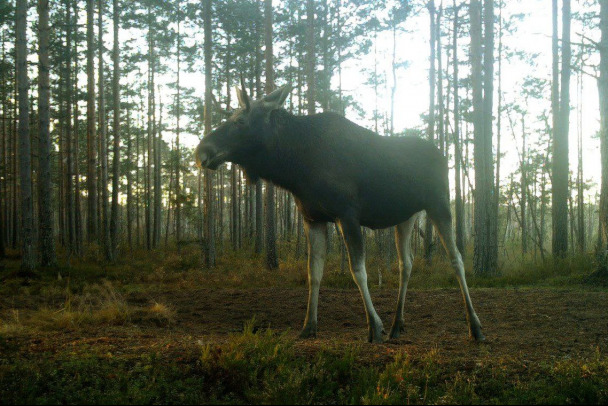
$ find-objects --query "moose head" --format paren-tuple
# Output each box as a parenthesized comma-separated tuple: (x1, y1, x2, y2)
(195, 83, 292, 176)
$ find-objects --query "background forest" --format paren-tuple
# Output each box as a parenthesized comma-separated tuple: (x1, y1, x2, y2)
(1, 0, 607, 277)
(3, 1, 608, 404)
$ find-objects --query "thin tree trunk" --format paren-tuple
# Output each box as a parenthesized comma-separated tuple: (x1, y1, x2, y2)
(495, 0, 503, 253)
(98, 0, 110, 259)
(175, 1, 182, 247)
(73, 0, 83, 255)
(86, 0, 98, 243)
(552, 0, 570, 257)
(126, 104, 133, 250)
(521, 114, 528, 256)
(154, 91, 162, 247)
(64, 0, 76, 258)
(265, 0, 278, 269)
(16, 0, 35, 272)
(483, 0, 498, 270)
(110, 0, 120, 261)
(254, 11, 263, 255)
(425, 0, 436, 262)
(598, 0, 608, 271)
(453, 1, 465, 256)
(203, 0, 216, 267)
(38, 0, 56, 266)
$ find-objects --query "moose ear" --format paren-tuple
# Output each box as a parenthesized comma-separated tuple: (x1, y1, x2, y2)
(263, 84, 293, 109)
(236, 86, 251, 111)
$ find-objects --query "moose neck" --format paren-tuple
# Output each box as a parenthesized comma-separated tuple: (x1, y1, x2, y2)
(237, 109, 307, 195)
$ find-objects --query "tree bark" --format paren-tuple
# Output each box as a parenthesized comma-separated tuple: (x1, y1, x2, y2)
(483, 0, 498, 271)
(307, 0, 315, 115)
(265, 0, 278, 269)
(471, 0, 495, 275)
(110, 0, 120, 261)
(425, 0, 436, 263)
(38, 0, 56, 266)
(16, 0, 36, 272)
(175, 0, 182, 246)
(73, 0, 83, 255)
(203, 0, 216, 267)
(552, 0, 570, 258)
(86, 0, 98, 243)
(597, 0, 608, 272)
(98, 0, 110, 259)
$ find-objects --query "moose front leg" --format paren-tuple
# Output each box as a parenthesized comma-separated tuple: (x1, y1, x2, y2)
(300, 221, 327, 339)
(431, 211, 485, 341)
(390, 214, 418, 339)
(337, 218, 385, 343)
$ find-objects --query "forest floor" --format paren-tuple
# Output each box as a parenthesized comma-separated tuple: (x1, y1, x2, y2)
(1, 249, 608, 404)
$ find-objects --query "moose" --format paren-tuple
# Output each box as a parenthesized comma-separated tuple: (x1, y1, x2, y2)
(195, 83, 484, 343)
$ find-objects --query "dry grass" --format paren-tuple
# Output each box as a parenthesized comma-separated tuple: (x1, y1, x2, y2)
(0, 279, 179, 333)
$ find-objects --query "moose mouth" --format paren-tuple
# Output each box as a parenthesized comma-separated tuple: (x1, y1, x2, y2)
(198, 151, 229, 170)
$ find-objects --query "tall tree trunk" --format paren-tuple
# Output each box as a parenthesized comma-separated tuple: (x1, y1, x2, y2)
(597, 0, 608, 273)
(471, 0, 491, 275)
(73, 0, 83, 255)
(126, 104, 133, 250)
(98, 0, 110, 259)
(307, 0, 315, 115)
(64, 0, 76, 257)
(254, 10, 263, 255)
(552, 0, 570, 257)
(425, 0, 436, 262)
(12, 80, 18, 250)
(86, 0, 98, 242)
(146, 10, 153, 251)
(110, 0, 120, 261)
(495, 0, 503, 251)
(16, 0, 35, 272)
(265, 0, 278, 269)
(203, 0, 216, 267)
(453, 1, 465, 256)
(38, 0, 56, 266)
(154, 90, 161, 247)
(0, 29, 6, 259)
(521, 114, 528, 256)
(483, 0, 498, 271)
(175, 0, 182, 247)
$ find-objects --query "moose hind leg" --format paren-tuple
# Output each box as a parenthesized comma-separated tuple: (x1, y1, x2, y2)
(389, 214, 419, 339)
(337, 218, 384, 343)
(431, 211, 485, 341)
(300, 221, 327, 338)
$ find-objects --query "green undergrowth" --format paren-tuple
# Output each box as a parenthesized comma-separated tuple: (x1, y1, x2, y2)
(1, 323, 607, 404)
(0, 243, 601, 295)
(0, 245, 601, 338)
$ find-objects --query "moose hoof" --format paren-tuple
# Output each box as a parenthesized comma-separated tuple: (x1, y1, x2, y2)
(469, 317, 485, 342)
(299, 324, 317, 339)
(368, 321, 385, 344)
(470, 326, 485, 342)
(389, 320, 406, 340)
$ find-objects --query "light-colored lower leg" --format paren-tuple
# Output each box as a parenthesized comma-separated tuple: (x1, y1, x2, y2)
(300, 221, 327, 338)
(338, 219, 384, 343)
(434, 217, 485, 341)
(390, 214, 418, 339)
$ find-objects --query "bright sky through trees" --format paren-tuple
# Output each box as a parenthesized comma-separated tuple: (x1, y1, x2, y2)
(107, 0, 600, 199)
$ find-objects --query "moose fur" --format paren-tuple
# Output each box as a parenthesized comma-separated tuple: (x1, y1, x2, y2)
(195, 84, 484, 343)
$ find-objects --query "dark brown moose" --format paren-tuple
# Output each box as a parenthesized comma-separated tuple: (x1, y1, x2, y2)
(195, 84, 484, 343)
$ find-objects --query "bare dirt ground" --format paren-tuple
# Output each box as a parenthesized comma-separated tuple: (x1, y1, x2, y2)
(4, 287, 608, 366)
